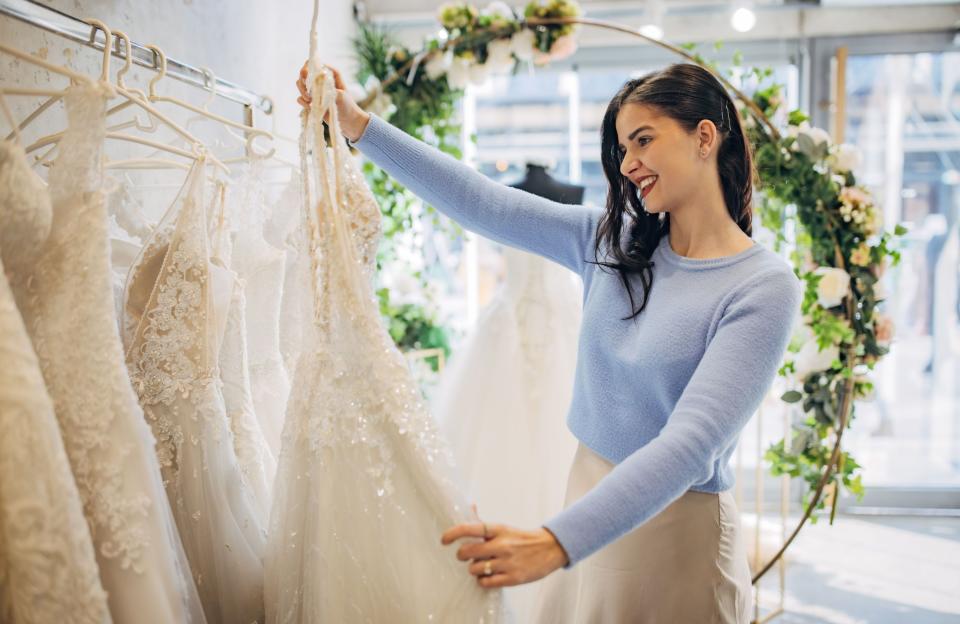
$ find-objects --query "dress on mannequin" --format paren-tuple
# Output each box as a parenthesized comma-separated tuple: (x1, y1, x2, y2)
(433, 163, 583, 622)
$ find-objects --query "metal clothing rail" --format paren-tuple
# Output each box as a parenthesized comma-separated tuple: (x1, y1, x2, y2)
(0, 0, 273, 114)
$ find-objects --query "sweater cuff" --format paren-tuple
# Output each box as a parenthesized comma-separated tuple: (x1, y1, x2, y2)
(350, 113, 382, 150)
(542, 513, 593, 568)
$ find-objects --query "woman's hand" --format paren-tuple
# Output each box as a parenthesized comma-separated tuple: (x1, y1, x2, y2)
(441, 522, 569, 588)
(296, 61, 371, 143)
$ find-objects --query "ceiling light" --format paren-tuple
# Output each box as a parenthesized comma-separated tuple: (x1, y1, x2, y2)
(641, 0, 665, 41)
(730, 0, 756, 33)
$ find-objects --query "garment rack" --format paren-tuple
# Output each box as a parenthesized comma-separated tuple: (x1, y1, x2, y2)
(0, 0, 273, 115)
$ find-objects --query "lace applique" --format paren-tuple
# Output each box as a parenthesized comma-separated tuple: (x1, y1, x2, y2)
(7, 82, 155, 573)
(123, 157, 267, 624)
(0, 141, 52, 274)
(0, 139, 110, 623)
(126, 183, 213, 477)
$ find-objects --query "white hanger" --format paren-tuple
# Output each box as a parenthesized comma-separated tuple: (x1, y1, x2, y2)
(12, 20, 230, 175)
(0, 39, 90, 143)
(145, 44, 275, 162)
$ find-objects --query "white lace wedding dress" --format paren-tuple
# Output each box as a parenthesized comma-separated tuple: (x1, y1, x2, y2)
(228, 167, 292, 458)
(264, 65, 504, 623)
(433, 247, 581, 622)
(0, 138, 111, 624)
(6, 81, 206, 624)
(122, 157, 267, 624)
(210, 184, 277, 516)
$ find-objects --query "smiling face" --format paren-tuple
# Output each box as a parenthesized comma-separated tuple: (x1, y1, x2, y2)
(615, 103, 707, 215)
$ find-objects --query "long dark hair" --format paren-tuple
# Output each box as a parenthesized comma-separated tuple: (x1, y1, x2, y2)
(595, 63, 755, 319)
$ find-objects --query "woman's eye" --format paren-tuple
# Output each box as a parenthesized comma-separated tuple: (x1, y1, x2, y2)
(637, 137, 651, 146)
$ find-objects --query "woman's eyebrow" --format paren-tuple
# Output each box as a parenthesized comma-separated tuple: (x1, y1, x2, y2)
(628, 125, 654, 140)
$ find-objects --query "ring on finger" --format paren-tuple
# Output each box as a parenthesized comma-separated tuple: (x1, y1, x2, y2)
(482, 560, 493, 577)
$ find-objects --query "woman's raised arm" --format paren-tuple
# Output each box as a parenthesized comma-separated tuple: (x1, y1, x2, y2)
(298, 62, 600, 275)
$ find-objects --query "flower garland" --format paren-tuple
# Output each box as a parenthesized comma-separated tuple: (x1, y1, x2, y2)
(352, 1, 907, 583)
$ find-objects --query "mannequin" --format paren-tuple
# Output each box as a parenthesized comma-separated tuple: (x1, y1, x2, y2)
(510, 162, 585, 205)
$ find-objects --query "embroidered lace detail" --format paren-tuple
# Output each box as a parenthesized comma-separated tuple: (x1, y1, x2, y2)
(7, 81, 207, 624)
(0, 141, 51, 274)
(8, 82, 153, 572)
(0, 136, 111, 624)
(123, 157, 266, 624)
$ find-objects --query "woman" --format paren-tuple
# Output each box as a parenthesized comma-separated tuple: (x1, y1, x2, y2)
(296, 61, 801, 623)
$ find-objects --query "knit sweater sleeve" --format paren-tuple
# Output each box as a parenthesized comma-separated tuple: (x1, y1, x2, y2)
(352, 114, 599, 274)
(543, 267, 803, 566)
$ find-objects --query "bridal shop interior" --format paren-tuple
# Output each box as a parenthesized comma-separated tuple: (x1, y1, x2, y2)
(1, 0, 959, 622)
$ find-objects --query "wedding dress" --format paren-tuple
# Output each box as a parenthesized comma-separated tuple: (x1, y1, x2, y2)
(432, 247, 581, 622)
(264, 65, 504, 623)
(122, 156, 267, 624)
(210, 183, 277, 516)
(228, 167, 292, 458)
(6, 81, 206, 624)
(0, 138, 111, 624)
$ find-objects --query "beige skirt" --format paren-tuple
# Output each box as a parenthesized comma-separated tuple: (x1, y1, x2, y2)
(533, 444, 752, 624)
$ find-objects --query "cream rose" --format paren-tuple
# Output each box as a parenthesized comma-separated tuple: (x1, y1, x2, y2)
(813, 266, 850, 309)
(446, 55, 472, 89)
(794, 340, 840, 381)
(509, 29, 536, 61)
(832, 143, 862, 173)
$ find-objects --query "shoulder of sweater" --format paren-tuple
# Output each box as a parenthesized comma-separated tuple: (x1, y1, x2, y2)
(725, 250, 802, 310)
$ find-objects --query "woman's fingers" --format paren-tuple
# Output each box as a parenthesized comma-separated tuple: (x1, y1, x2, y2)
(468, 557, 503, 577)
(478, 573, 512, 588)
(441, 522, 486, 545)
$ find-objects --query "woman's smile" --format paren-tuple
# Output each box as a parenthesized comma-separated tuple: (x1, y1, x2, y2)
(639, 175, 658, 199)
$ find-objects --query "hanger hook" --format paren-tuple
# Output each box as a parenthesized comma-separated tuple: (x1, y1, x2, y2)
(113, 30, 133, 88)
(84, 18, 113, 82)
(145, 44, 167, 99)
(198, 66, 217, 111)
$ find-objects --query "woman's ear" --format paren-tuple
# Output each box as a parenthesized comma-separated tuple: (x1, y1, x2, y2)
(696, 119, 718, 158)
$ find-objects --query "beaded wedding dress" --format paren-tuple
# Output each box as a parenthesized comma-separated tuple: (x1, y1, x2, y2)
(0, 137, 111, 624)
(6, 81, 206, 624)
(122, 157, 266, 623)
(264, 65, 504, 623)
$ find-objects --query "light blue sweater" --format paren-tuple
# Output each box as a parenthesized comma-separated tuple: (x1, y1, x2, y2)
(354, 114, 802, 566)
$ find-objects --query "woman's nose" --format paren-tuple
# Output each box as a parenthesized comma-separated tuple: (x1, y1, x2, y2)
(620, 155, 639, 178)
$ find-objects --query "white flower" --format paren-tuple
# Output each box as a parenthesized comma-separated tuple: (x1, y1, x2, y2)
(789, 121, 831, 160)
(367, 91, 396, 119)
(425, 50, 452, 80)
(362, 76, 397, 119)
(832, 143, 862, 173)
(510, 28, 536, 62)
(798, 123, 831, 147)
(813, 266, 850, 309)
(468, 60, 491, 85)
(485, 38, 515, 74)
(380, 269, 424, 306)
(446, 55, 472, 89)
(794, 340, 840, 381)
(483, 1, 513, 20)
